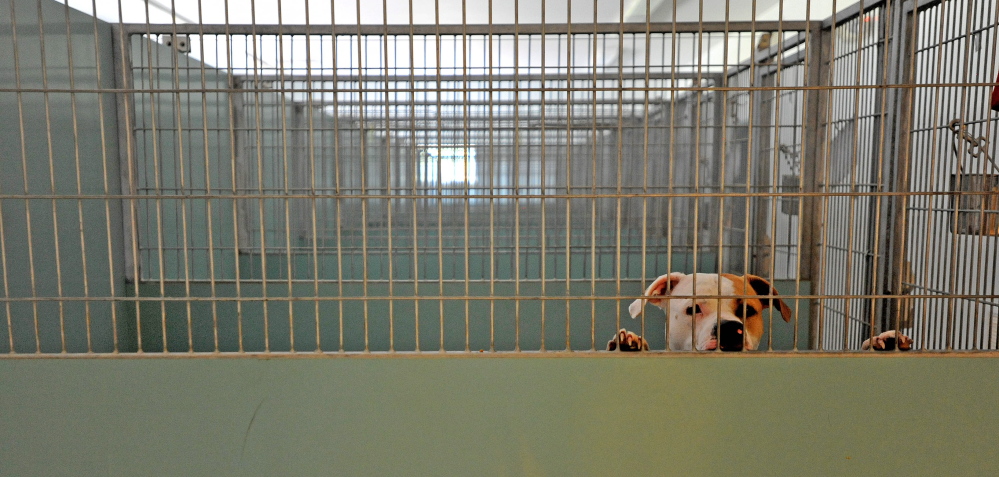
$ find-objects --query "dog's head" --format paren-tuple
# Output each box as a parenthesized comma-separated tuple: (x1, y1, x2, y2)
(628, 273, 792, 351)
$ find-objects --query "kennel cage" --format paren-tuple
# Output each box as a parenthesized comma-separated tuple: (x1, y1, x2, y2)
(0, 0, 997, 355)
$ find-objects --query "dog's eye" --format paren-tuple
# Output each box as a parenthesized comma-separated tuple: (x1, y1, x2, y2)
(733, 301, 758, 318)
(685, 305, 701, 315)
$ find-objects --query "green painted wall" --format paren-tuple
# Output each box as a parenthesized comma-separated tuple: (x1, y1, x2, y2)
(1, 356, 997, 476)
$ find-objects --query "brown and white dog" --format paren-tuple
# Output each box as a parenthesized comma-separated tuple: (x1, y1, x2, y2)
(608, 272, 915, 352)
(617, 272, 792, 351)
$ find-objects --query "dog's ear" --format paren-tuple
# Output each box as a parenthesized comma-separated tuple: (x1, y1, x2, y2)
(629, 272, 684, 318)
(745, 275, 792, 322)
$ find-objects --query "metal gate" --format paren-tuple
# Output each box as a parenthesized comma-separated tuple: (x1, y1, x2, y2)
(1, 0, 996, 355)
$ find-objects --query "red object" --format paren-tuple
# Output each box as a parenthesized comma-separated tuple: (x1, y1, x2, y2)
(992, 71, 999, 112)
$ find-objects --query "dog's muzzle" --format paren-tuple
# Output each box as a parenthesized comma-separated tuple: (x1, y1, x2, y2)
(713, 321, 745, 352)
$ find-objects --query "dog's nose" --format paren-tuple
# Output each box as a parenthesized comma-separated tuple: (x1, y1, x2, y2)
(713, 321, 744, 351)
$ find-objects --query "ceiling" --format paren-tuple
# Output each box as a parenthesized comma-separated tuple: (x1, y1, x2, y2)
(54, 0, 868, 84)
(61, 0, 861, 25)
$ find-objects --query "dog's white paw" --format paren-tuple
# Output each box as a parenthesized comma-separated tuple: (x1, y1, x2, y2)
(861, 330, 914, 351)
(607, 328, 649, 352)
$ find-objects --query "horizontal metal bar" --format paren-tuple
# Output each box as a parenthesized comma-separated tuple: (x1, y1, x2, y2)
(122, 22, 822, 36)
(235, 72, 723, 82)
(220, 123, 635, 131)
(2, 293, 995, 302)
(0, 191, 990, 200)
(5, 349, 998, 359)
(6, 82, 994, 94)
(905, 0, 946, 15)
(821, 0, 889, 29)
(753, 31, 810, 65)
(726, 29, 813, 77)
(737, 56, 808, 77)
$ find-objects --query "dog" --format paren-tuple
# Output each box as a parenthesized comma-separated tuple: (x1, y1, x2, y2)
(614, 272, 792, 351)
(609, 272, 915, 352)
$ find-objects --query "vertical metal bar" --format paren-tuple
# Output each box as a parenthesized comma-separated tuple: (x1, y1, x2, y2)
(274, 0, 295, 353)
(943, 0, 962, 349)
(0, 4, 12, 347)
(898, 2, 919, 347)
(164, 0, 195, 353)
(693, 0, 707, 349)
(303, 0, 321, 353)
(948, 0, 977, 350)
(432, 0, 445, 352)
(922, 1, 943, 348)
(353, 0, 371, 353)
(246, 0, 271, 352)
(764, 0, 785, 351)
(0, 187, 9, 353)
(966, 0, 992, 350)
(789, 1, 814, 351)
(60, 1, 93, 353)
(920, 0, 949, 349)
(486, 0, 496, 352)
(224, 13, 246, 353)
(587, 1, 600, 351)
(613, 0, 625, 339)
(878, 0, 916, 343)
(776, 4, 789, 349)
(658, 0, 672, 348)
(136, 1, 170, 353)
(977, 0, 999, 349)
(381, 0, 398, 353)
(513, 0, 521, 352)
(815, 0, 843, 351)
(939, 0, 958, 349)
(912, 3, 933, 349)
(0, 124, 9, 352)
(692, 0, 703, 290)
(563, 0, 574, 352)
(4, 1, 33, 354)
(687, 12, 700, 345)
(406, 0, 421, 352)
(539, 0, 548, 352)
(113, 23, 142, 353)
(867, 1, 893, 347)
(841, 1, 869, 350)
(804, 25, 832, 350)
(35, 0, 68, 353)
(936, 0, 953, 349)
(913, 3, 931, 348)
(460, 0, 471, 353)
(717, 6, 734, 345)
(751, 72, 774, 278)
(188, 2, 219, 353)
(330, 16, 346, 354)
(927, 0, 948, 348)
(743, 0, 759, 350)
